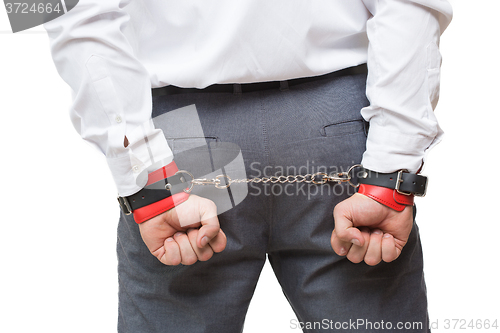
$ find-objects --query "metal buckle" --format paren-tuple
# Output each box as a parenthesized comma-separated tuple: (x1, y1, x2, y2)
(395, 170, 428, 197)
(117, 196, 133, 215)
(395, 170, 412, 196)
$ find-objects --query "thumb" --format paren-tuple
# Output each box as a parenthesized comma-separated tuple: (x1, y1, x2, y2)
(195, 198, 220, 248)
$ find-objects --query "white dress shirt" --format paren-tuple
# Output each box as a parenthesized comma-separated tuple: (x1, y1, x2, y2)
(44, 0, 452, 197)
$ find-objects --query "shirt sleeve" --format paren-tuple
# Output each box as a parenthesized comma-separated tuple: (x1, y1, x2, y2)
(360, 0, 453, 173)
(44, 0, 173, 197)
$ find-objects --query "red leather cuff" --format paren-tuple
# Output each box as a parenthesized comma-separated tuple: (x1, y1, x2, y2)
(132, 161, 190, 224)
(357, 184, 414, 212)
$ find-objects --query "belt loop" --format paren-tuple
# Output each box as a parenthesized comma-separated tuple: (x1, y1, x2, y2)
(279, 81, 289, 91)
(233, 84, 242, 95)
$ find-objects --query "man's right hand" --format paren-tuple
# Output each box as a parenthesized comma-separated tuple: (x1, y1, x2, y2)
(138, 194, 227, 266)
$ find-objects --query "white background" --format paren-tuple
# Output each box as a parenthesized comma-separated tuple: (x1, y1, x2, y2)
(0, 1, 498, 332)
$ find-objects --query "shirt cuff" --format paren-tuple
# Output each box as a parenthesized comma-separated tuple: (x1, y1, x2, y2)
(107, 119, 173, 197)
(361, 122, 444, 174)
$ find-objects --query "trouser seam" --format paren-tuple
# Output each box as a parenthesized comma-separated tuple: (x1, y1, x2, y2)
(258, 91, 275, 253)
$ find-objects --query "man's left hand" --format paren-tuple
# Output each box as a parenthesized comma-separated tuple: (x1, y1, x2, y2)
(331, 193, 413, 265)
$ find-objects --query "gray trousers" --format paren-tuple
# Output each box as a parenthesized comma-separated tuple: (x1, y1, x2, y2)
(117, 71, 429, 332)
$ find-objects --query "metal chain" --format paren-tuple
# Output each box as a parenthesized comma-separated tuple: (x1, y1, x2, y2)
(177, 164, 363, 193)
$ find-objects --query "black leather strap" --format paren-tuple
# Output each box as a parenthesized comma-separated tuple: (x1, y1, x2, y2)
(120, 174, 189, 212)
(357, 167, 428, 196)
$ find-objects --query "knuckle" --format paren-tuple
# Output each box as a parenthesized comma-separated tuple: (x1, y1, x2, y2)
(347, 254, 363, 264)
(335, 229, 349, 240)
(183, 257, 197, 266)
(333, 201, 347, 214)
(213, 236, 227, 252)
(210, 241, 222, 253)
(201, 195, 215, 206)
(170, 258, 182, 266)
(211, 244, 224, 253)
(364, 257, 381, 266)
(163, 256, 181, 266)
(215, 243, 227, 253)
(207, 224, 220, 234)
(198, 251, 214, 262)
(332, 206, 341, 218)
(382, 256, 395, 263)
(382, 249, 399, 263)
(204, 200, 217, 213)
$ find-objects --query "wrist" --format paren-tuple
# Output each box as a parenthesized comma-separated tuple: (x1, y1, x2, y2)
(354, 166, 426, 211)
(357, 184, 413, 211)
(356, 167, 428, 197)
(117, 161, 190, 223)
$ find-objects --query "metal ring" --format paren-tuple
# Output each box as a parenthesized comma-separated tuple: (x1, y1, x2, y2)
(346, 164, 362, 188)
(214, 174, 231, 189)
(175, 170, 195, 193)
(311, 172, 328, 185)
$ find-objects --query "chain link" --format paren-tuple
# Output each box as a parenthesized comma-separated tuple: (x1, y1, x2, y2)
(178, 164, 362, 193)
